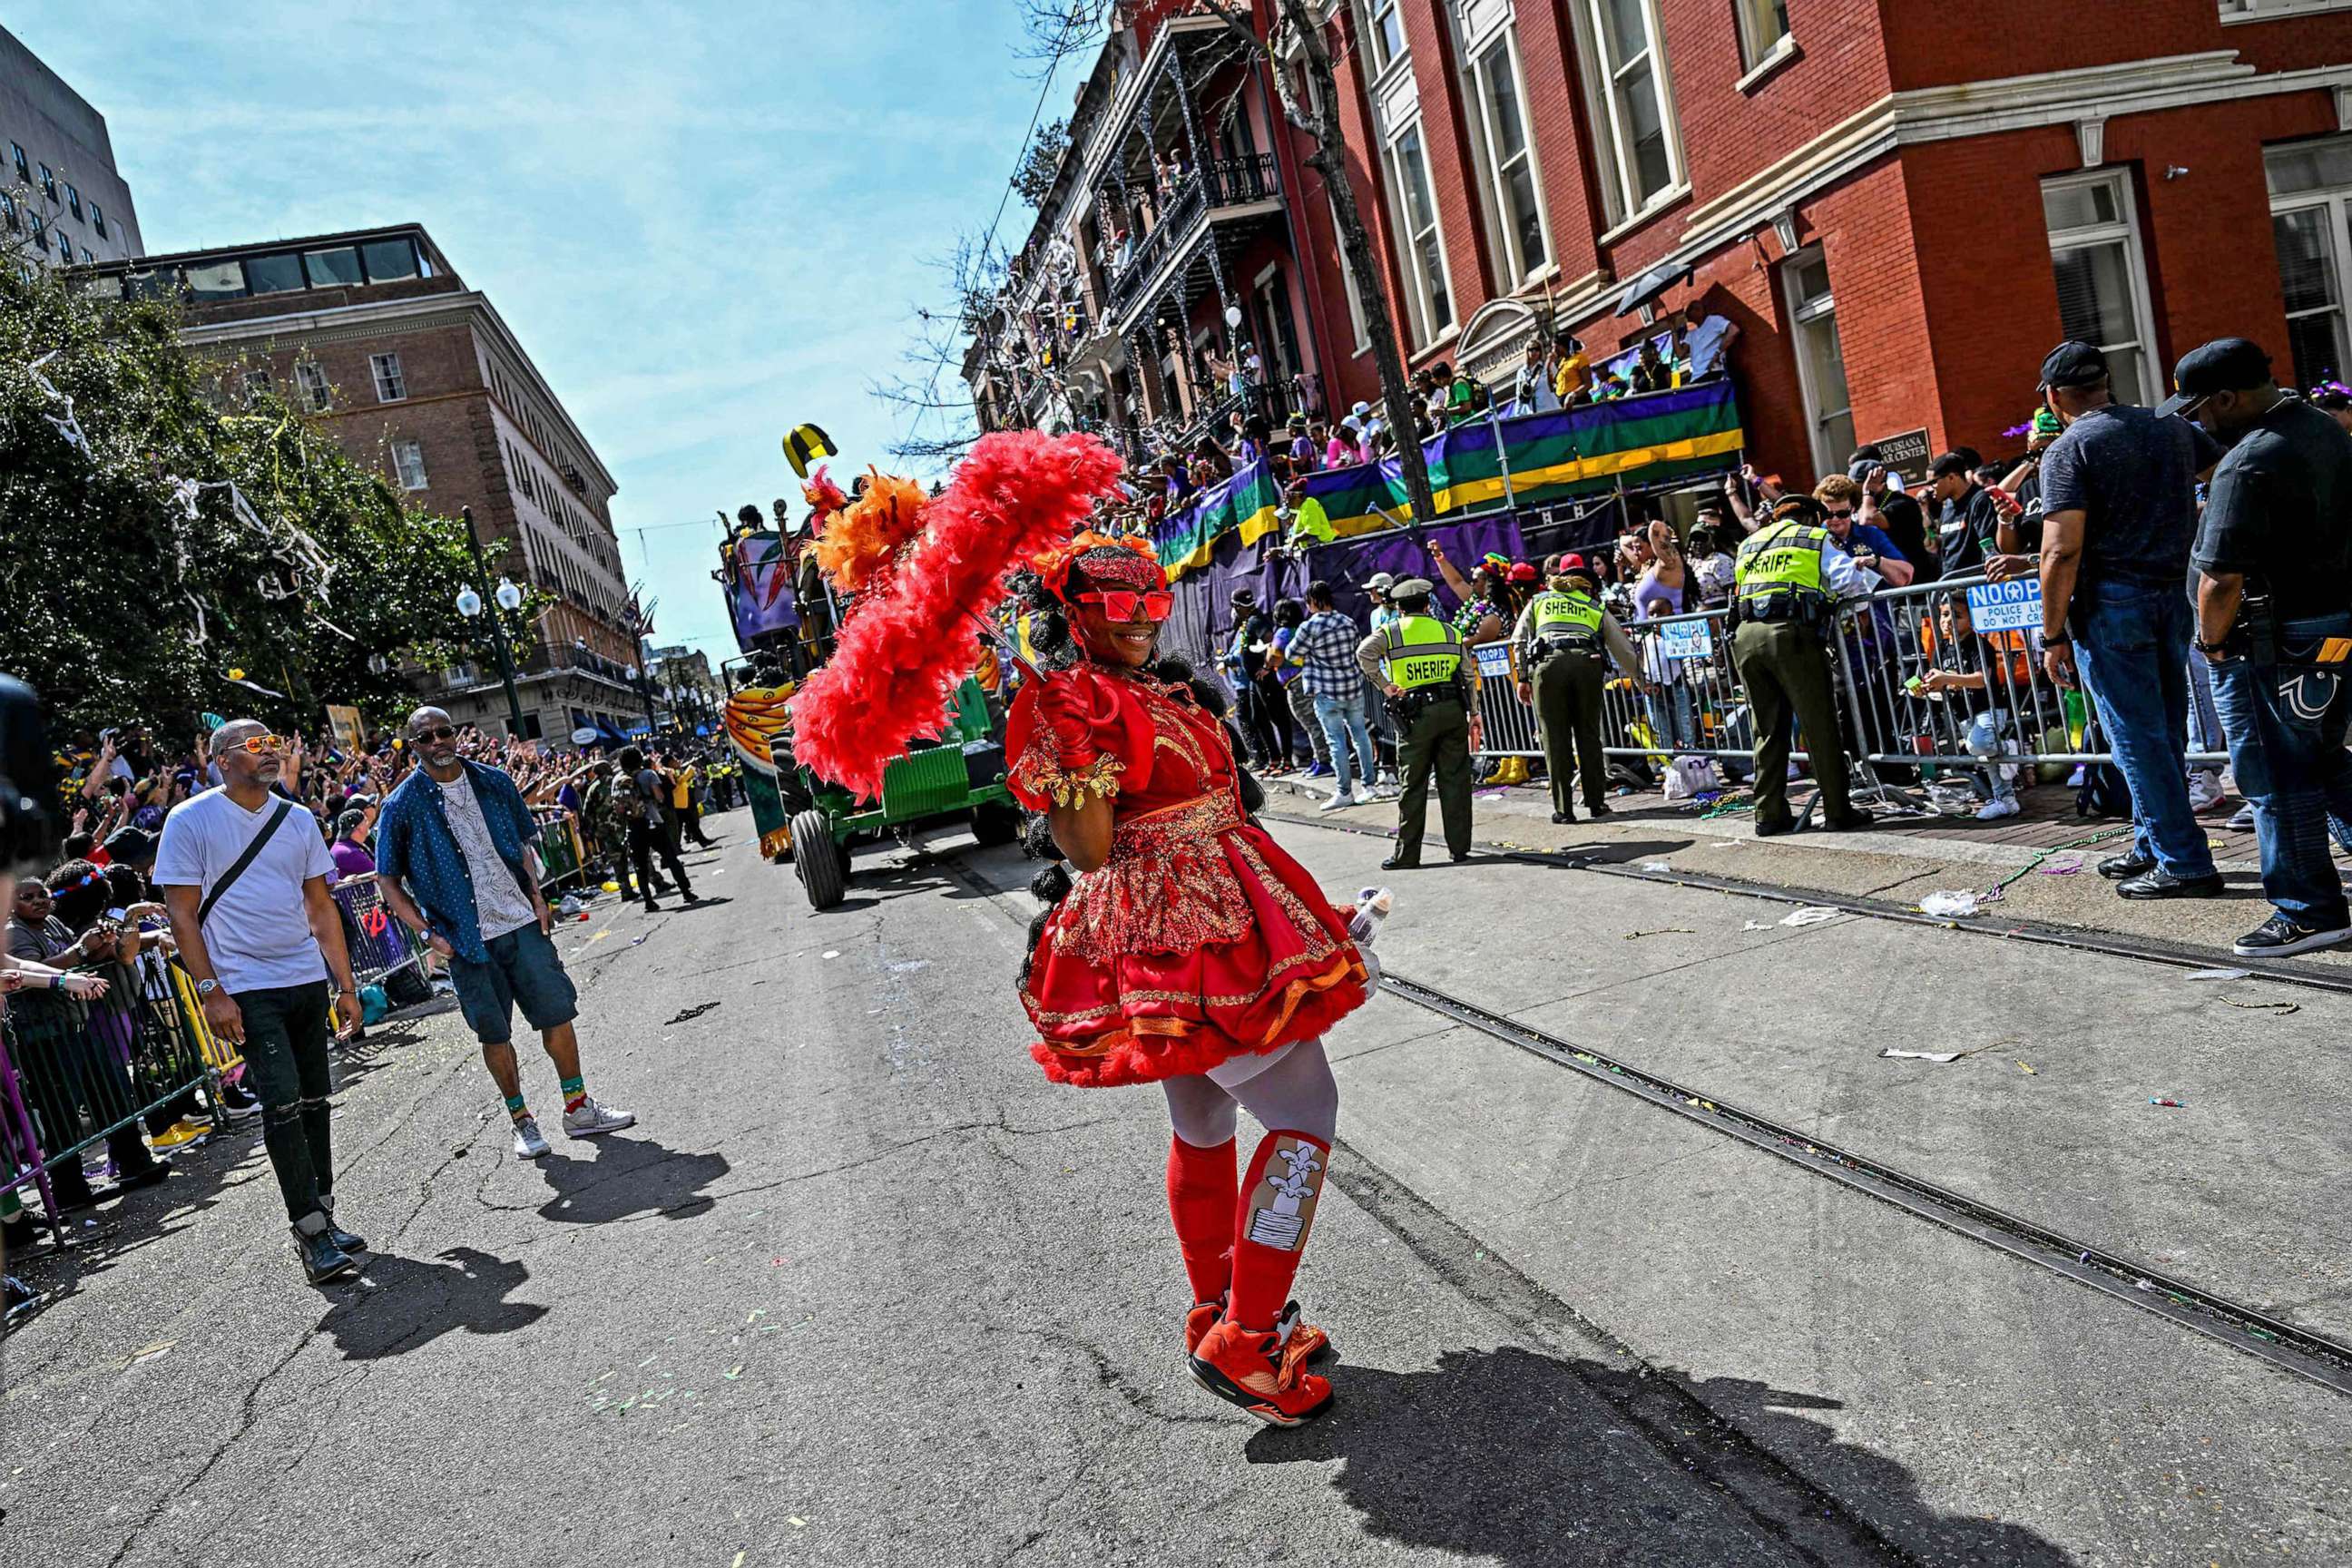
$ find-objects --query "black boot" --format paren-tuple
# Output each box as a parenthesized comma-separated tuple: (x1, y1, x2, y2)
(319, 1193, 368, 1254)
(291, 1214, 358, 1284)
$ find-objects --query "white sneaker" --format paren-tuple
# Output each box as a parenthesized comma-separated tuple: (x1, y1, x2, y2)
(513, 1116, 550, 1160)
(563, 1097, 636, 1138)
(1975, 795, 2021, 821)
(1318, 791, 1352, 811)
(2188, 770, 2225, 813)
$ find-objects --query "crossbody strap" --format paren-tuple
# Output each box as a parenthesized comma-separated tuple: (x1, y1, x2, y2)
(198, 799, 293, 926)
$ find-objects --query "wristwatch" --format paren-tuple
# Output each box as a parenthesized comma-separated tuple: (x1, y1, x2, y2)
(2042, 630, 2071, 647)
(195, 977, 220, 996)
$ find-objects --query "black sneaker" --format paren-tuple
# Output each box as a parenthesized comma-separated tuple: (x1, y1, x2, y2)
(2099, 850, 2156, 880)
(1379, 854, 1420, 871)
(2117, 867, 2225, 900)
(2232, 914, 2352, 957)
(1551, 810, 1577, 825)
(1588, 802, 1614, 818)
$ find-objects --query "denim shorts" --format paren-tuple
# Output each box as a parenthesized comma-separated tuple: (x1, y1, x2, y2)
(449, 924, 578, 1045)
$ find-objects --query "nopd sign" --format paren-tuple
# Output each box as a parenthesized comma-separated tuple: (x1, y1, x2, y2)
(1965, 577, 2043, 632)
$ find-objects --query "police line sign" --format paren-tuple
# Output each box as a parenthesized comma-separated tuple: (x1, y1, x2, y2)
(1474, 642, 1513, 678)
(1965, 577, 2043, 632)
(1657, 621, 1713, 660)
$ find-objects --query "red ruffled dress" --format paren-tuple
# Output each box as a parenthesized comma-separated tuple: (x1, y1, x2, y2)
(1006, 663, 1370, 1088)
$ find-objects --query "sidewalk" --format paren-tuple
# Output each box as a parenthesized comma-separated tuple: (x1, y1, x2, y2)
(1260, 766, 2346, 967)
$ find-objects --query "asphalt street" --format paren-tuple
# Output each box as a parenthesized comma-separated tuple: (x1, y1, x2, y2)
(5, 802, 2347, 1567)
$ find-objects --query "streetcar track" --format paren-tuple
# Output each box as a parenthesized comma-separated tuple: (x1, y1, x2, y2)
(1259, 805, 2352, 996)
(1372, 968, 2352, 1397)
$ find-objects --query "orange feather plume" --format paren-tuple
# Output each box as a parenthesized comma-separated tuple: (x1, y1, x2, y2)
(815, 468, 929, 595)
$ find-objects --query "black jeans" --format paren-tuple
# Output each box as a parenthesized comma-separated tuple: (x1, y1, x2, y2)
(233, 982, 334, 1223)
(628, 819, 694, 905)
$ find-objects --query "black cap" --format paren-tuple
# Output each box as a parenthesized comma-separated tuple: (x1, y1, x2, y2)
(2038, 340, 2109, 390)
(102, 826, 155, 865)
(1929, 451, 1975, 480)
(2155, 338, 2274, 418)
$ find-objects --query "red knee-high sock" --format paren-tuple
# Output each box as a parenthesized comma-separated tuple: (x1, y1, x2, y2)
(1166, 1135, 1238, 1303)
(1228, 1130, 1331, 1331)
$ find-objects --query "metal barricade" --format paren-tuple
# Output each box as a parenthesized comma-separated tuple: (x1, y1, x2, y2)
(1, 947, 216, 1214)
(1828, 575, 2227, 770)
(534, 808, 586, 893)
(331, 873, 426, 992)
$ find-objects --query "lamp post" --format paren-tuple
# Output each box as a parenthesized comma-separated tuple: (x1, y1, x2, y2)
(624, 664, 659, 738)
(456, 505, 529, 737)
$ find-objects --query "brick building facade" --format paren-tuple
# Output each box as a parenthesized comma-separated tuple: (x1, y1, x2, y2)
(977, 1, 2352, 494)
(81, 226, 645, 741)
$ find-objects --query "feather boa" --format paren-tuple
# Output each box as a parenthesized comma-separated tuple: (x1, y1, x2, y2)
(792, 431, 1123, 799)
(814, 468, 929, 596)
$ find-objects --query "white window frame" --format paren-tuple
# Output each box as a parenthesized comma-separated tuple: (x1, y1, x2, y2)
(2041, 169, 2159, 409)
(295, 360, 331, 413)
(240, 369, 272, 402)
(1382, 118, 1457, 348)
(370, 350, 407, 403)
(2220, 0, 2352, 20)
(1731, 0, 1795, 74)
(1463, 27, 1553, 288)
(1780, 247, 1853, 480)
(1360, 0, 1409, 77)
(2265, 137, 2352, 388)
(393, 438, 429, 492)
(1573, 0, 1687, 225)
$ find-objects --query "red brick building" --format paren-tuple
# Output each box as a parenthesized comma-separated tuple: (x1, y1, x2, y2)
(82, 226, 647, 741)
(979, 1, 2352, 492)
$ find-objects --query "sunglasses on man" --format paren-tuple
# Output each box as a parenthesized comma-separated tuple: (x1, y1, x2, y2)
(229, 733, 286, 754)
(1075, 590, 1174, 622)
(411, 725, 460, 743)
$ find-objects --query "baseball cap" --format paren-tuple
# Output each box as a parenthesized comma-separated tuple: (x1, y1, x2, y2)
(2155, 338, 2273, 418)
(1553, 553, 1596, 580)
(1364, 572, 1396, 593)
(101, 826, 156, 865)
(2038, 340, 2109, 390)
(1352, 400, 1372, 418)
(1229, 587, 1259, 607)
(1388, 576, 1435, 599)
(1929, 451, 1975, 480)
(1506, 562, 1540, 583)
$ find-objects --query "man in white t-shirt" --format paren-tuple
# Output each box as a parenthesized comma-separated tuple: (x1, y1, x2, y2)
(156, 719, 366, 1284)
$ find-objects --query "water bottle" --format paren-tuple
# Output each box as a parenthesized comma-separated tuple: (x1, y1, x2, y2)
(1348, 887, 1393, 944)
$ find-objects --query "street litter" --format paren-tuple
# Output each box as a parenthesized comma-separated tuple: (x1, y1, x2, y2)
(1742, 920, 1769, 931)
(1622, 927, 1695, 940)
(1640, 861, 1671, 872)
(1879, 1049, 1965, 1063)
(1917, 890, 1981, 918)
(2149, 1098, 2186, 1108)
(2183, 968, 2252, 982)
(2016, 1059, 2038, 1074)
(2217, 995, 2299, 1014)
(664, 1003, 721, 1025)
(1779, 906, 1843, 927)
(629, 935, 648, 946)
(822, 950, 840, 960)
(2038, 858, 2083, 876)
(887, 960, 931, 974)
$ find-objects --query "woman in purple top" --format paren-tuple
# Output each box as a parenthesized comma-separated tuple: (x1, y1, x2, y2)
(1634, 522, 1700, 752)
(328, 805, 377, 885)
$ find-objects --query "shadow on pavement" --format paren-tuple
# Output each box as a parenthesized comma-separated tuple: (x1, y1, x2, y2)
(533, 1133, 729, 1225)
(320, 1245, 547, 1360)
(1243, 1347, 2074, 1567)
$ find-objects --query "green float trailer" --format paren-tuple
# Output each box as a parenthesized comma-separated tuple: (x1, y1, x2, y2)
(781, 675, 1021, 910)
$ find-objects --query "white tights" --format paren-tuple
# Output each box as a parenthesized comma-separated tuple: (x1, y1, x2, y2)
(1161, 1036, 1339, 1149)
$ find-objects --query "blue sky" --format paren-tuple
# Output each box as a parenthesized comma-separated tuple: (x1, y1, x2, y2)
(12, 3, 1073, 667)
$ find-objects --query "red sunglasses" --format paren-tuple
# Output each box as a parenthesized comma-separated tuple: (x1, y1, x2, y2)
(1075, 589, 1173, 622)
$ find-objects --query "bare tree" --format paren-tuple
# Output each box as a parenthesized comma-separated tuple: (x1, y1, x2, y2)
(1018, 0, 1438, 525)
(873, 230, 1006, 466)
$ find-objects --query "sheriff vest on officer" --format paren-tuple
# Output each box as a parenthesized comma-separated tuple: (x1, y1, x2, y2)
(1356, 577, 1480, 868)
(1511, 553, 1642, 825)
(1730, 495, 1874, 836)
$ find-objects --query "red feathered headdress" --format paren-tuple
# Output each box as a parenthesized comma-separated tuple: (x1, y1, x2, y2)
(790, 431, 1124, 799)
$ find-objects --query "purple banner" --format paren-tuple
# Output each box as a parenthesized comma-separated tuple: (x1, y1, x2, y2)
(723, 533, 799, 648)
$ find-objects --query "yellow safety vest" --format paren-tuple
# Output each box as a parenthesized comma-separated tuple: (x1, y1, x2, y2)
(1380, 615, 1465, 692)
(1734, 521, 1831, 620)
(1530, 589, 1603, 650)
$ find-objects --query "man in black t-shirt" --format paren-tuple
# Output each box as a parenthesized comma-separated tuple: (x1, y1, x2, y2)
(1850, 446, 1936, 583)
(2177, 338, 2352, 956)
(1926, 451, 2002, 575)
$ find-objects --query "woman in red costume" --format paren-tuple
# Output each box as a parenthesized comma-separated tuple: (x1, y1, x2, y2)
(1006, 533, 1375, 1426)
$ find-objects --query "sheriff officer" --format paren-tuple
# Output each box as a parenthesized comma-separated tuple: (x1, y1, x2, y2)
(1512, 553, 1642, 825)
(1357, 577, 1480, 868)
(1730, 495, 1874, 836)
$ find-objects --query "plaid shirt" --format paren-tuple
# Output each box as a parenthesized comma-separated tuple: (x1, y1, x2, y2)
(1291, 610, 1366, 698)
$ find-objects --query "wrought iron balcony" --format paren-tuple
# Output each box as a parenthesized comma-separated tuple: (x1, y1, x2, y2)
(1102, 153, 1281, 322)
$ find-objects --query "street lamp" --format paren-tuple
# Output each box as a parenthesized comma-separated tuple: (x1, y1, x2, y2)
(457, 505, 529, 737)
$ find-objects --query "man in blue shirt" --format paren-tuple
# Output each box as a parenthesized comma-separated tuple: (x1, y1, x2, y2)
(376, 709, 635, 1160)
(2037, 340, 2225, 899)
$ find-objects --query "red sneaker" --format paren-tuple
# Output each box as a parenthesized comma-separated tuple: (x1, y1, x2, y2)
(1189, 1317, 1334, 1426)
(1186, 1297, 1332, 1367)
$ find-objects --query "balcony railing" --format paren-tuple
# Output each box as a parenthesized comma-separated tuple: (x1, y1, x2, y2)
(1102, 153, 1281, 320)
